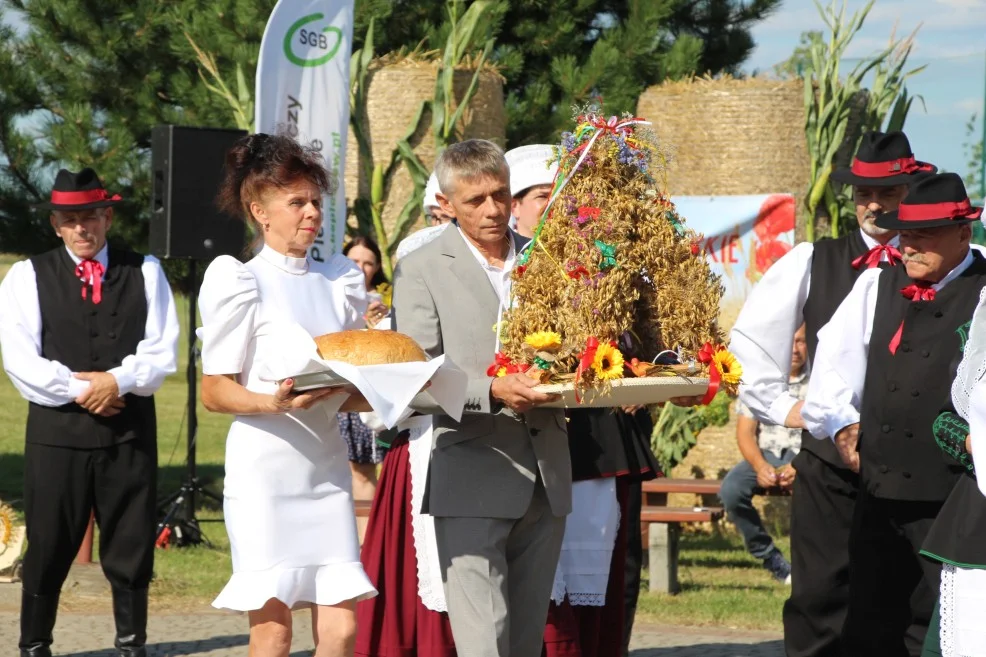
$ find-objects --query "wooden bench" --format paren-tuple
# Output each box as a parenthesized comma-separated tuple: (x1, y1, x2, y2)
(639, 478, 788, 594)
(642, 506, 723, 594)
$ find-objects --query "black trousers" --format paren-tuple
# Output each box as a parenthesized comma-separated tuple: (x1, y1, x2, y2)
(841, 490, 942, 657)
(783, 449, 858, 657)
(622, 479, 642, 657)
(21, 439, 157, 594)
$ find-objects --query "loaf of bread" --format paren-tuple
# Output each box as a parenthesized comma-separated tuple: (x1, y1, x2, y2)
(314, 330, 427, 365)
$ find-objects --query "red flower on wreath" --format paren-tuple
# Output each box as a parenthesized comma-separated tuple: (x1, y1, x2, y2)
(486, 352, 529, 378)
(567, 265, 590, 280)
(575, 206, 601, 225)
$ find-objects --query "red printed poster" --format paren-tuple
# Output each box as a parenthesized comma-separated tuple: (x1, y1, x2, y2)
(672, 194, 796, 332)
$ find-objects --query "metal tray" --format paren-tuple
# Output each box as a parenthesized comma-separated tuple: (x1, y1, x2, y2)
(282, 370, 351, 392)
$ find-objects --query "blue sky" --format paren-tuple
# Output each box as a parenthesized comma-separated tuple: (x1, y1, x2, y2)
(745, 0, 986, 194)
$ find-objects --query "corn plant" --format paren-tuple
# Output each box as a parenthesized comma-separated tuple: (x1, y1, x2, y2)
(832, 27, 925, 235)
(650, 393, 732, 475)
(802, 0, 924, 240)
(349, 1, 496, 278)
(182, 32, 254, 132)
(432, 0, 496, 153)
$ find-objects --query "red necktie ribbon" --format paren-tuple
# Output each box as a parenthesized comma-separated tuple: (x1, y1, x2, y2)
(889, 283, 935, 354)
(852, 244, 902, 270)
(75, 259, 104, 304)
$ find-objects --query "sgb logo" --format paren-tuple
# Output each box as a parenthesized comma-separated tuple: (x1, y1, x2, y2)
(283, 13, 342, 67)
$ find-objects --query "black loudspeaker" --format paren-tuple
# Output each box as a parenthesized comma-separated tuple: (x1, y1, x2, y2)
(150, 125, 248, 259)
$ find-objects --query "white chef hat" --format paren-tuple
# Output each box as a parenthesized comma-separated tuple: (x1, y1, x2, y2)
(422, 172, 441, 212)
(505, 144, 559, 198)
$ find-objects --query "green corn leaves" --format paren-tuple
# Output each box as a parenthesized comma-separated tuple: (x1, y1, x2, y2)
(349, 1, 497, 278)
(801, 0, 923, 240)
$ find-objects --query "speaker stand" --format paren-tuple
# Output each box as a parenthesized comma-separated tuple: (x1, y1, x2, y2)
(156, 260, 223, 548)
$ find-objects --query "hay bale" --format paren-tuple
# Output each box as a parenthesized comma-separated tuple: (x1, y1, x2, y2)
(636, 77, 810, 207)
(345, 59, 506, 238)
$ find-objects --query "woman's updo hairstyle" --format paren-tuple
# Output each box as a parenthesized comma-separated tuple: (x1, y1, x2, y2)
(216, 133, 333, 235)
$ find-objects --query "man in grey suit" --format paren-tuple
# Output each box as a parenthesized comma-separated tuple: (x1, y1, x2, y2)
(392, 139, 571, 657)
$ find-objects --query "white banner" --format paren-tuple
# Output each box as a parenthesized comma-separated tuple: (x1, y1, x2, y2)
(672, 194, 797, 332)
(255, 0, 354, 261)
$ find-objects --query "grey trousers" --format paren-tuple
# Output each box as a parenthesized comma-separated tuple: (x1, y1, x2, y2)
(435, 478, 566, 657)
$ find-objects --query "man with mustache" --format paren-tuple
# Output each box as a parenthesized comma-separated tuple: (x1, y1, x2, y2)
(0, 169, 179, 656)
(730, 131, 934, 657)
(802, 173, 985, 656)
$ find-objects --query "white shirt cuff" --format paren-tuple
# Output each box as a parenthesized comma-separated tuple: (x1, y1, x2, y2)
(824, 409, 860, 442)
(766, 394, 800, 427)
(67, 376, 90, 400)
(108, 366, 136, 397)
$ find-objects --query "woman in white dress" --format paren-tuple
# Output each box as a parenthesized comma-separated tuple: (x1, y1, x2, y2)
(198, 134, 376, 657)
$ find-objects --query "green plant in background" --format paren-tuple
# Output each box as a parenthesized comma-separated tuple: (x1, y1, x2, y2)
(183, 31, 254, 133)
(801, 0, 924, 241)
(349, 16, 429, 278)
(650, 392, 732, 475)
(432, 0, 495, 152)
(349, 1, 497, 278)
(963, 112, 986, 246)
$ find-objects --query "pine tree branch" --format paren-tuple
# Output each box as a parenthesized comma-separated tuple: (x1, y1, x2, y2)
(0, 119, 42, 201)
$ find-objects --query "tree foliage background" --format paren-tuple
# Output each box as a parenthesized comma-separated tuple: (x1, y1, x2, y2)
(0, 0, 779, 258)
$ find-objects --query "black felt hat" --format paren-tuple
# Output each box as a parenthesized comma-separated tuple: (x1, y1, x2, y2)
(35, 168, 122, 211)
(830, 131, 937, 187)
(875, 173, 982, 230)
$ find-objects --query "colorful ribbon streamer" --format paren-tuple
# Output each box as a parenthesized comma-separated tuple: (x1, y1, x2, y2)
(519, 116, 652, 266)
(697, 342, 721, 406)
(573, 337, 601, 403)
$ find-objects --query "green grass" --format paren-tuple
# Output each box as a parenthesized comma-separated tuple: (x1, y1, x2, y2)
(637, 533, 788, 631)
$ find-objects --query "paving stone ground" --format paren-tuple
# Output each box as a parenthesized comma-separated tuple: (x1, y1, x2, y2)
(0, 604, 783, 657)
(0, 567, 783, 656)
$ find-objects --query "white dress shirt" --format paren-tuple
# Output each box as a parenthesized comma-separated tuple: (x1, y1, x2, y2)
(455, 225, 517, 308)
(801, 248, 976, 441)
(730, 232, 899, 427)
(0, 244, 180, 406)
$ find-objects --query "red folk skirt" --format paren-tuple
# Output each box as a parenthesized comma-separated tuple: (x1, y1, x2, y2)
(354, 434, 582, 657)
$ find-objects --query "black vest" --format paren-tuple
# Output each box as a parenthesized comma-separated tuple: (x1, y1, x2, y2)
(25, 247, 157, 448)
(801, 230, 881, 466)
(858, 255, 986, 501)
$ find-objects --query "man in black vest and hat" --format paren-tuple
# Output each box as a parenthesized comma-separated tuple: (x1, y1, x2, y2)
(802, 172, 985, 656)
(730, 131, 935, 657)
(0, 169, 179, 657)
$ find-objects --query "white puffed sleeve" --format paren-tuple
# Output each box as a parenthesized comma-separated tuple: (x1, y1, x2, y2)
(324, 253, 370, 331)
(197, 256, 259, 375)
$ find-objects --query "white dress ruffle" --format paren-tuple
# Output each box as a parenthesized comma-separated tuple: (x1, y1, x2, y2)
(940, 563, 986, 657)
(198, 248, 376, 611)
(406, 416, 449, 613)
